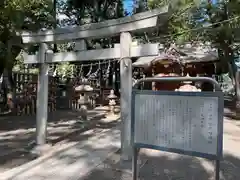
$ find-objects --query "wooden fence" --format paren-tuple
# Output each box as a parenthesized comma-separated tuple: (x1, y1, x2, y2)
(14, 73, 57, 115)
(0, 72, 117, 116)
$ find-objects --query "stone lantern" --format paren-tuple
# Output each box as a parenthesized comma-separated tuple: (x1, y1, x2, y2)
(74, 79, 93, 121)
(107, 89, 117, 115)
(100, 89, 120, 123)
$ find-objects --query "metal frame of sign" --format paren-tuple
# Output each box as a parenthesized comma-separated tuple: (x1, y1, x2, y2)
(131, 77, 224, 180)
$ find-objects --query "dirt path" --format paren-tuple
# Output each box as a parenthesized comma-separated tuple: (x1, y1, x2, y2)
(2, 117, 240, 180)
(0, 107, 109, 172)
(83, 118, 240, 180)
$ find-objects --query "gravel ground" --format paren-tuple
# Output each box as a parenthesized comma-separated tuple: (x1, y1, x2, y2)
(0, 108, 108, 172)
(82, 118, 240, 180)
(1, 116, 240, 180)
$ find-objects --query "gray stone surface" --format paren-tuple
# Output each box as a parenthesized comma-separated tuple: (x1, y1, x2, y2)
(2, 118, 240, 180)
(81, 118, 240, 180)
(3, 127, 120, 180)
(0, 108, 108, 172)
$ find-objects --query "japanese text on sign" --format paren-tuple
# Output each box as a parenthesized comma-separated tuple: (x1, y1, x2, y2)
(134, 94, 219, 156)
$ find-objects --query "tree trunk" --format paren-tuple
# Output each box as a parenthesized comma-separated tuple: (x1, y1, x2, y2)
(226, 52, 240, 116)
(2, 40, 17, 114)
(235, 70, 240, 105)
(231, 62, 240, 116)
(2, 68, 15, 113)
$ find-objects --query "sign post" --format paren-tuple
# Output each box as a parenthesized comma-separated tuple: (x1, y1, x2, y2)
(131, 77, 224, 180)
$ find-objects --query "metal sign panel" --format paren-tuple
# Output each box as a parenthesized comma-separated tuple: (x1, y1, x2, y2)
(132, 90, 224, 160)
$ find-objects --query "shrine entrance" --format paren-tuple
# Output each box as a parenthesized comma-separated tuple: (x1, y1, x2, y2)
(21, 6, 170, 158)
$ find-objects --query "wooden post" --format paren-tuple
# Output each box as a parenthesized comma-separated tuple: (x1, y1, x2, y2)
(35, 43, 49, 153)
(120, 32, 132, 161)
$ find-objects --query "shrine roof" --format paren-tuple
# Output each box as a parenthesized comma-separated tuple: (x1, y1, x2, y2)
(132, 56, 158, 68)
(133, 44, 219, 68)
(177, 45, 219, 64)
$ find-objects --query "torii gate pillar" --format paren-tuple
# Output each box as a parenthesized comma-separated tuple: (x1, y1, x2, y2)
(34, 43, 50, 155)
(120, 32, 133, 161)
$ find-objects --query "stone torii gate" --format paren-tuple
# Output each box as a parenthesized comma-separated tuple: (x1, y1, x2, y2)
(21, 7, 170, 159)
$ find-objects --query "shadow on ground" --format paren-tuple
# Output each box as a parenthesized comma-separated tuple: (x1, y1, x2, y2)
(224, 97, 240, 121)
(0, 107, 119, 172)
(5, 126, 121, 180)
(0, 108, 107, 131)
(82, 149, 240, 180)
(3, 119, 240, 180)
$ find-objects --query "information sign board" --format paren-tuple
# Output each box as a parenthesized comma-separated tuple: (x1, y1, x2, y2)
(132, 90, 224, 160)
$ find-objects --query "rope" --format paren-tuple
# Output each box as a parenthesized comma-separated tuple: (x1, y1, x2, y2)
(147, 15, 240, 41)
(79, 64, 83, 76)
(89, 61, 101, 79)
(71, 59, 119, 68)
(86, 63, 93, 77)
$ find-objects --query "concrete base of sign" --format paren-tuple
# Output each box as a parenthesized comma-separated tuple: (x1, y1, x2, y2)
(120, 149, 132, 161)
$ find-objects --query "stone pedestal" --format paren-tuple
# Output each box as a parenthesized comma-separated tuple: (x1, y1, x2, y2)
(107, 89, 117, 115)
(75, 80, 93, 121)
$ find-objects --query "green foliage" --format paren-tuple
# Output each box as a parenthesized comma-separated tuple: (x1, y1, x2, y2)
(219, 73, 235, 95)
(64, 0, 125, 25)
(146, 0, 201, 43)
(141, 0, 240, 102)
(0, 0, 54, 75)
(0, 0, 54, 32)
(1, 0, 126, 76)
(54, 0, 126, 78)
(143, 0, 240, 63)
(56, 63, 74, 80)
